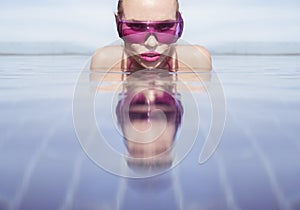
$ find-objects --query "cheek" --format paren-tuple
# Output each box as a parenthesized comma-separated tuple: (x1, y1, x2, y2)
(125, 43, 143, 55)
(159, 44, 172, 55)
(161, 44, 170, 50)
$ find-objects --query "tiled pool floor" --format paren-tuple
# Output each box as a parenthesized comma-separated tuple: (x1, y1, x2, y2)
(0, 55, 300, 210)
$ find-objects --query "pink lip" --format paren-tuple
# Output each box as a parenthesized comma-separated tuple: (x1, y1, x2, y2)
(140, 52, 161, 62)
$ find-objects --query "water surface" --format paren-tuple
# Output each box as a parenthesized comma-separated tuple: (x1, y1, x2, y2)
(0, 55, 300, 210)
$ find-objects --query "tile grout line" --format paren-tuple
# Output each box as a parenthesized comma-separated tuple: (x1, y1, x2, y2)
(58, 150, 85, 210)
(10, 109, 71, 210)
(0, 111, 31, 150)
(243, 126, 289, 210)
(172, 169, 184, 210)
(0, 99, 67, 150)
(216, 152, 240, 210)
(230, 107, 288, 210)
(116, 164, 128, 210)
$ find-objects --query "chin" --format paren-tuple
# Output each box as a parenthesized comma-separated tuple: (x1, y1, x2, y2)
(140, 59, 163, 70)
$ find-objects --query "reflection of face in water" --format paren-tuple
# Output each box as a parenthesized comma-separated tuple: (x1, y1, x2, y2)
(116, 70, 183, 172)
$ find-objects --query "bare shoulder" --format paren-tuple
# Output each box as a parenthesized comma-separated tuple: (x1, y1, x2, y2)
(175, 45, 212, 70)
(193, 45, 212, 63)
(90, 45, 123, 71)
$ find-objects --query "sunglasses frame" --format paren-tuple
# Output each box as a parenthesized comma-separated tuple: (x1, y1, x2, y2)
(116, 12, 184, 43)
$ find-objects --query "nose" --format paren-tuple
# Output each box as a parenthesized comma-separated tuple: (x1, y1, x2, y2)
(144, 34, 159, 48)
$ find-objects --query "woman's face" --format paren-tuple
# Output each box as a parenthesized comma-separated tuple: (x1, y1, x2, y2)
(121, 0, 178, 69)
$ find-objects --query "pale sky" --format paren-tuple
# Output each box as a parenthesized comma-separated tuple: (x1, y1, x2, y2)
(0, 0, 299, 46)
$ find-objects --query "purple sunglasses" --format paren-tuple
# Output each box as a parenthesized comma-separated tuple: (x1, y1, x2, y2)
(116, 12, 184, 44)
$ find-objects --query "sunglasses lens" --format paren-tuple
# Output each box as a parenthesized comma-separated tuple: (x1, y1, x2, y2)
(122, 33, 178, 44)
(122, 32, 148, 43)
(120, 21, 179, 44)
(125, 23, 148, 32)
(156, 32, 178, 44)
(154, 22, 176, 32)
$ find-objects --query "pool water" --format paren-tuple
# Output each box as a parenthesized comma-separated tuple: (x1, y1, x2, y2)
(0, 55, 300, 210)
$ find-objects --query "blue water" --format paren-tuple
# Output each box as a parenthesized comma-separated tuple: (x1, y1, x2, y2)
(0, 55, 300, 210)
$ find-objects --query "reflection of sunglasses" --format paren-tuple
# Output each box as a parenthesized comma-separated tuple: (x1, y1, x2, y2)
(117, 90, 183, 127)
(116, 12, 184, 44)
(128, 91, 178, 121)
